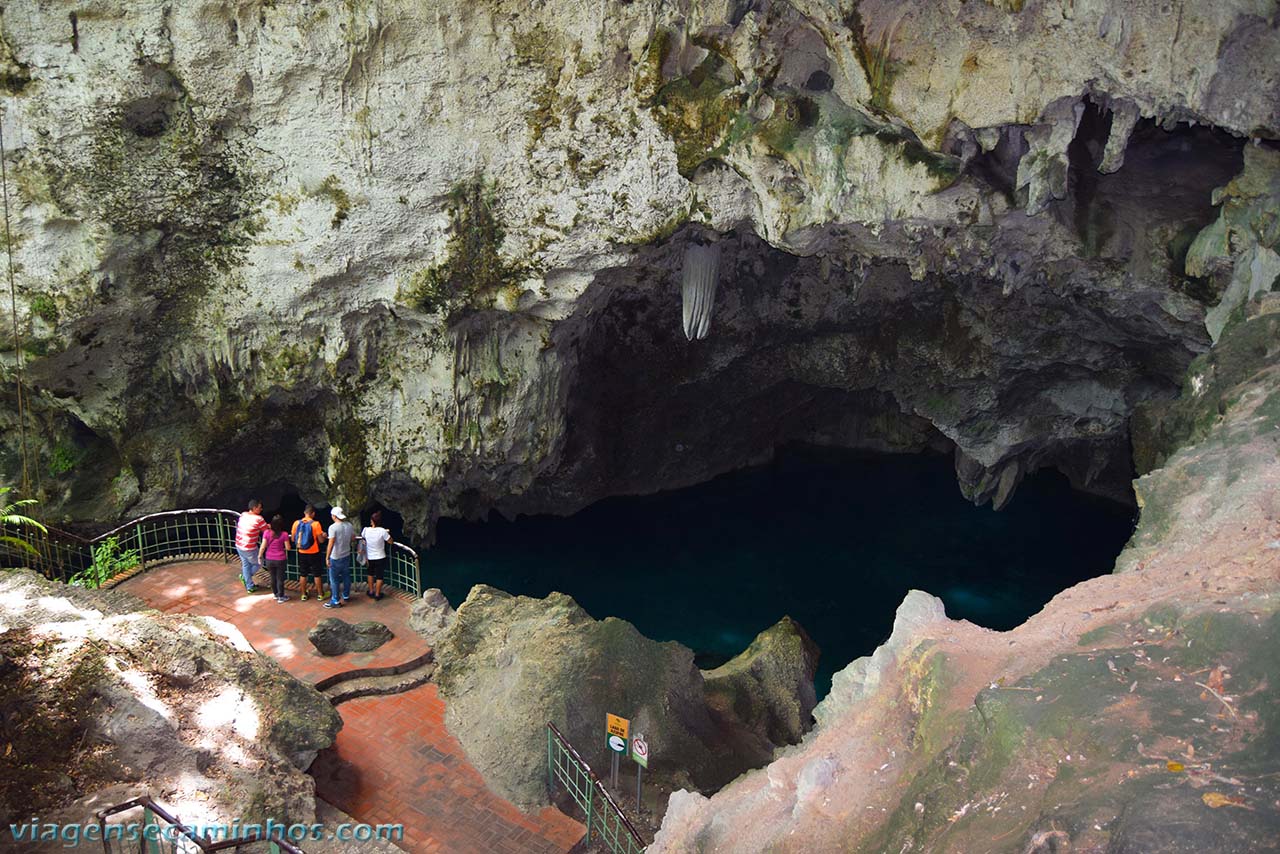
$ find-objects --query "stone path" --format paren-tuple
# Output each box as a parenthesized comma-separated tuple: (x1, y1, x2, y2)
(118, 560, 584, 853)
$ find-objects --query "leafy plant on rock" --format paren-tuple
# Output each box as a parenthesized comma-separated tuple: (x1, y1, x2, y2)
(69, 536, 140, 589)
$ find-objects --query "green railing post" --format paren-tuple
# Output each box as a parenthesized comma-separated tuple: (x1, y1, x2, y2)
(547, 726, 554, 793)
(135, 523, 146, 573)
(142, 806, 159, 854)
(584, 778, 594, 842)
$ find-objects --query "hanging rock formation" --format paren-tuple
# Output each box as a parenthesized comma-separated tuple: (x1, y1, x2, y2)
(681, 241, 721, 340)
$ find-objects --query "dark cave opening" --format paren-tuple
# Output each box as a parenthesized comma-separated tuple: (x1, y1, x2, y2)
(430, 444, 1135, 699)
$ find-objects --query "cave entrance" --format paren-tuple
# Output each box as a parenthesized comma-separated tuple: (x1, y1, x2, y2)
(429, 443, 1134, 698)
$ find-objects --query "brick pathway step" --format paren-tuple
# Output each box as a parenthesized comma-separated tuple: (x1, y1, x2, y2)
(315, 651, 437, 706)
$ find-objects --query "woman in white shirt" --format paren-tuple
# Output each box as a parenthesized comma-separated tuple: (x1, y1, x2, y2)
(361, 510, 394, 601)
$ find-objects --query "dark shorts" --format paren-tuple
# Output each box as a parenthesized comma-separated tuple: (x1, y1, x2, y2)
(366, 556, 388, 580)
(298, 550, 324, 576)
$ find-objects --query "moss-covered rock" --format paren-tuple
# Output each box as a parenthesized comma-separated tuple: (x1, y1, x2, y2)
(1131, 300, 1280, 475)
(703, 616, 820, 747)
(866, 608, 1280, 854)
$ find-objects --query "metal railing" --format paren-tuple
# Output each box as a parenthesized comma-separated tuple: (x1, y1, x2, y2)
(0, 508, 422, 596)
(96, 796, 304, 853)
(547, 722, 647, 854)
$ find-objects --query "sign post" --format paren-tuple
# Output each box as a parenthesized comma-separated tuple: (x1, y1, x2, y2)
(606, 714, 629, 790)
(630, 733, 649, 812)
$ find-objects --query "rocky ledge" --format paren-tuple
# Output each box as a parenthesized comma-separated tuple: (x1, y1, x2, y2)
(414, 583, 820, 810)
(0, 570, 341, 837)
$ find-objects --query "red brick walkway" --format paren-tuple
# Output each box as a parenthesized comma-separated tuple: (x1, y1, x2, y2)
(119, 560, 584, 853)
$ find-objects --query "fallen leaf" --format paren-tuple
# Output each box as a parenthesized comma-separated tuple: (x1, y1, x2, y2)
(1167, 761, 1185, 772)
(1202, 792, 1247, 809)
(1207, 667, 1225, 694)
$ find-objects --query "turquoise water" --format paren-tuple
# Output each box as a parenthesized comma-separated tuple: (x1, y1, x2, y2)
(425, 446, 1135, 698)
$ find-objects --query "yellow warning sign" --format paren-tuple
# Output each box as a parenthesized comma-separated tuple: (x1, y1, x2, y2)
(606, 713, 630, 741)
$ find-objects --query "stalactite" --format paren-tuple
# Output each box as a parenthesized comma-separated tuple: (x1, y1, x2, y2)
(681, 242, 721, 341)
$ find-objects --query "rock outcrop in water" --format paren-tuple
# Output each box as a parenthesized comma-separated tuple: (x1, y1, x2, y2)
(0, 0, 1272, 531)
(702, 615, 819, 748)
(421, 584, 817, 808)
(0, 569, 341, 833)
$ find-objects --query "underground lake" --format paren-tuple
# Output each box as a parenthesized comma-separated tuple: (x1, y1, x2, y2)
(425, 445, 1137, 698)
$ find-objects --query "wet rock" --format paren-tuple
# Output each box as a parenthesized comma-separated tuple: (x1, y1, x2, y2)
(308, 618, 394, 656)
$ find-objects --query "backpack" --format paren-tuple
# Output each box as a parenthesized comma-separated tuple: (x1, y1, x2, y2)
(294, 520, 315, 550)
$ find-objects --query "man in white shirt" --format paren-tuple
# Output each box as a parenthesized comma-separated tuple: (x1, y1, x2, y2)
(324, 506, 355, 608)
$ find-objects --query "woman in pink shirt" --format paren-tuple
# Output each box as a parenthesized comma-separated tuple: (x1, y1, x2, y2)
(258, 514, 292, 603)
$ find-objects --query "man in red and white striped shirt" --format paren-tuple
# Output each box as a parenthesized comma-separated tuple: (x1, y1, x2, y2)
(235, 499, 268, 593)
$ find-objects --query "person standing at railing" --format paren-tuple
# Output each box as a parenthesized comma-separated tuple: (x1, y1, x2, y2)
(291, 504, 328, 601)
(361, 510, 393, 601)
(234, 499, 268, 594)
(324, 506, 354, 609)
(259, 514, 292, 602)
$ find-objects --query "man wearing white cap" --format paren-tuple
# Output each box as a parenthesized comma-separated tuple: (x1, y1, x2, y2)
(324, 506, 355, 608)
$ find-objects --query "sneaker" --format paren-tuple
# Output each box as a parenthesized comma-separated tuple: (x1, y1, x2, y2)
(374, 593, 384, 601)
(243, 579, 254, 593)
(301, 592, 308, 601)
(341, 597, 350, 602)
(323, 601, 341, 609)
(276, 595, 289, 602)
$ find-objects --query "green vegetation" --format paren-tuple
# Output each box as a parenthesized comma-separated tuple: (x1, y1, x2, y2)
(1130, 309, 1280, 473)
(401, 178, 531, 320)
(47, 442, 79, 478)
(0, 31, 30, 95)
(845, 5, 902, 113)
(754, 94, 820, 156)
(52, 95, 264, 308)
(328, 415, 370, 513)
(514, 25, 582, 154)
(27, 292, 57, 323)
(311, 174, 351, 228)
(0, 628, 107, 821)
(68, 536, 140, 588)
(0, 486, 45, 557)
(646, 45, 748, 177)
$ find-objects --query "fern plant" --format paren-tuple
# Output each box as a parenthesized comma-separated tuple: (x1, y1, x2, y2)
(0, 486, 46, 557)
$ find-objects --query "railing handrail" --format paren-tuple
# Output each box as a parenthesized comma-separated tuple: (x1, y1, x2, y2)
(96, 795, 306, 853)
(2, 506, 422, 596)
(547, 721, 647, 851)
(94, 508, 240, 543)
